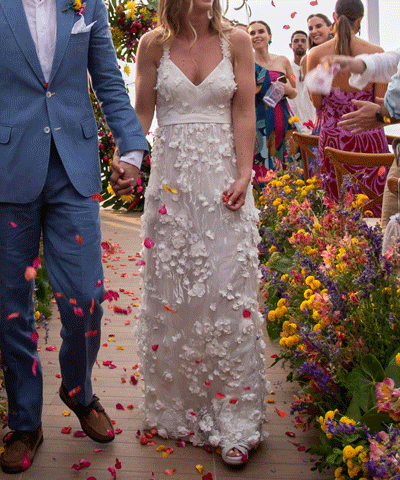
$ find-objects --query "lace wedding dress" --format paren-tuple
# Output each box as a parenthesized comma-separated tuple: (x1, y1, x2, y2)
(135, 37, 268, 449)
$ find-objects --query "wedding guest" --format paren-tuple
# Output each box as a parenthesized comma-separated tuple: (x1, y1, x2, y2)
(113, 0, 268, 467)
(0, 0, 147, 473)
(307, 0, 388, 216)
(324, 48, 400, 228)
(248, 20, 297, 176)
(288, 30, 316, 134)
(300, 13, 333, 81)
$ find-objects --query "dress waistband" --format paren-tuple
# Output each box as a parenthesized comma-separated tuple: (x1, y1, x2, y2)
(157, 113, 232, 127)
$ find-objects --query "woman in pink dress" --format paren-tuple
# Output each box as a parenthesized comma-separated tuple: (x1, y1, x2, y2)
(307, 0, 388, 215)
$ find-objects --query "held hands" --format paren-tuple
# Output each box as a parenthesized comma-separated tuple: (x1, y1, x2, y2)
(222, 176, 250, 211)
(110, 148, 139, 196)
(337, 98, 383, 134)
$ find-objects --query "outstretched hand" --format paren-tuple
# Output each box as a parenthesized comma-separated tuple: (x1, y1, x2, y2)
(110, 148, 139, 196)
(222, 177, 249, 211)
(337, 98, 384, 134)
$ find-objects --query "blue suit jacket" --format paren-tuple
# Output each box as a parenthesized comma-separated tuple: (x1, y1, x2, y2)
(0, 0, 148, 203)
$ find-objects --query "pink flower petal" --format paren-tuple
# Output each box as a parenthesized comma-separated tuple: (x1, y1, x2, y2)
(108, 467, 117, 479)
(158, 205, 167, 215)
(73, 430, 87, 437)
(144, 237, 155, 249)
(9, 221, 17, 228)
(115, 458, 122, 469)
(116, 403, 125, 410)
(21, 454, 31, 470)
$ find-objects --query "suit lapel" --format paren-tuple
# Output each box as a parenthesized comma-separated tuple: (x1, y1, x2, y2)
(48, 0, 75, 84)
(0, 0, 46, 85)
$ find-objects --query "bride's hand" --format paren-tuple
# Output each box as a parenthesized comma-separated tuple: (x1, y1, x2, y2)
(223, 177, 249, 211)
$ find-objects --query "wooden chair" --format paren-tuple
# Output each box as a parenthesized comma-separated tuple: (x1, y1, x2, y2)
(291, 132, 319, 181)
(324, 146, 395, 212)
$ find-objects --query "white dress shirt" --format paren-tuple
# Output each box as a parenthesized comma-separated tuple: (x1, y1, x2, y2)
(22, 0, 144, 168)
(288, 61, 316, 134)
(349, 49, 400, 119)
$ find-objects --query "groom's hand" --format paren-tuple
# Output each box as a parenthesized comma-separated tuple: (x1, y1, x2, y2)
(110, 149, 139, 196)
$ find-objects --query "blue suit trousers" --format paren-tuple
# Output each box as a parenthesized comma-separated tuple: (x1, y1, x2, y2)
(0, 140, 105, 430)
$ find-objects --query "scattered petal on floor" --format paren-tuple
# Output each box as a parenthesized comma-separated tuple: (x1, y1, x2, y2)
(275, 407, 288, 417)
(61, 425, 72, 434)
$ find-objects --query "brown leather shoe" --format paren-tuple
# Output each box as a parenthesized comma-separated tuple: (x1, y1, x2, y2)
(59, 383, 115, 443)
(1, 424, 43, 474)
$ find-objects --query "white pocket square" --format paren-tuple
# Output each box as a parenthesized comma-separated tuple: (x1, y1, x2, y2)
(71, 16, 96, 34)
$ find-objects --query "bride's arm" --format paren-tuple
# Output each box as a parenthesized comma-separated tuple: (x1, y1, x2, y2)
(134, 31, 160, 136)
(226, 29, 255, 211)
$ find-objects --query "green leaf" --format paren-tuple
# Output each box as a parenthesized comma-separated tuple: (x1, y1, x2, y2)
(360, 407, 392, 433)
(345, 367, 374, 412)
(385, 348, 400, 387)
(345, 394, 362, 422)
(268, 252, 294, 274)
(360, 354, 385, 382)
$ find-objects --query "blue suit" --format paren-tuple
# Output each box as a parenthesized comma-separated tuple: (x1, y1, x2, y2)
(0, 0, 147, 430)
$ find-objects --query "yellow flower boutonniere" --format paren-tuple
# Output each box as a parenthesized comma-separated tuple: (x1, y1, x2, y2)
(62, 0, 85, 14)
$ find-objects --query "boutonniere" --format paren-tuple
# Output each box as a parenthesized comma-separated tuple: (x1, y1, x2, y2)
(62, 0, 85, 14)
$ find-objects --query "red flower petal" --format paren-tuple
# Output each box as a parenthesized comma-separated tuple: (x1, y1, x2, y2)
(32, 257, 42, 269)
(108, 467, 117, 479)
(9, 221, 17, 228)
(91, 192, 103, 201)
(242, 309, 251, 318)
(283, 25, 290, 29)
(61, 425, 72, 434)
(291, 11, 297, 18)
(158, 204, 167, 215)
(144, 237, 155, 249)
(73, 307, 84, 317)
(215, 392, 225, 399)
(116, 403, 125, 410)
(68, 386, 81, 397)
(115, 458, 122, 469)
(165, 469, 177, 475)
(276, 408, 288, 417)
(24, 266, 37, 281)
(31, 331, 39, 343)
(75, 235, 83, 244)
(21, 454, 31, 470)
(73, 430, 87, 437)
(6, 312, 19, 321)
(310, 0, 318, 5)
(151, 344, 159, 352)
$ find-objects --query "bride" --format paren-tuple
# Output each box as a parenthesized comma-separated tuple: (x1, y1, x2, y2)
(114, 0, 268, 466)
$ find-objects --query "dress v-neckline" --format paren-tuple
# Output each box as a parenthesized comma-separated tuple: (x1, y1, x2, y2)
(168, 57, 226, 89)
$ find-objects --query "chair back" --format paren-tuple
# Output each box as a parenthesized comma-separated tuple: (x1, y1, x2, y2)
(324, 146, 395, 212)
(291, 132, 319, 181)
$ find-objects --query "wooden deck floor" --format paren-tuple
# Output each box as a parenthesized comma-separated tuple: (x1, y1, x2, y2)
(1, 209, 332, 479)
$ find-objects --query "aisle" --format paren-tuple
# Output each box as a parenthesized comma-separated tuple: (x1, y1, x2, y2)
(2, 209, 331, 480)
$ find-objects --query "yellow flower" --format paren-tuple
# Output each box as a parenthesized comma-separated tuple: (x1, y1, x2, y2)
(73, 0, 82, 9)
(288, 115, 300, 124)
(339, 416, 356, 426)
(272, 198, 282, 206)
(269, 245, 277, 254)
(121, 194, 134, 203)
(277, 298, 286, 307)
(126, 1, 136, 8)
(300, 301, 308, 312)
(313, 323, 321, 333)
(107, 184, 115, 195)
(396, 353, 400, 367)
(268, 310, 276, 322)
(364, 210, 373, 217)
(343, 445, 356, 461)
(304, 289, 313, 299)
(334, 467, 344, 480)
(124, 64, 131, 75)
(275, 306, 287, 318)
(312, 310, 320, 321)
(355, 194, 369, 207)
(281, 274, 289, 282)
(35, 311, 40, 321)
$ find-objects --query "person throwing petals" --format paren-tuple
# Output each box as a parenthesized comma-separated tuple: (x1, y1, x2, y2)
(112, 0, 268, 467)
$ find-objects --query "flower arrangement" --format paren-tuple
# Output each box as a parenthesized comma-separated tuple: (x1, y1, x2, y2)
(257, 165, 400, 478)
(62, 0, 85, 14)
(93, 0, 157, 211)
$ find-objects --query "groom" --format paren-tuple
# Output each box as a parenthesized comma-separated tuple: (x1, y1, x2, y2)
(0, 0, 146, 473)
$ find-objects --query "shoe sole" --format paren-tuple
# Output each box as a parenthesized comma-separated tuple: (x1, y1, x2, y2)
(1, 435, 43, 474)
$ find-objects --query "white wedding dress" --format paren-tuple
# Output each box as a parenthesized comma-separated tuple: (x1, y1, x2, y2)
(135, 37, 268, 449)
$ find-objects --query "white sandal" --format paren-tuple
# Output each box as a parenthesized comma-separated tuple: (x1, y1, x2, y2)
(221, 443, 249, 466)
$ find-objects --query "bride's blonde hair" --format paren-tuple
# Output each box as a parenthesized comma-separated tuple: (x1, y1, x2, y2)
(155, 0, 231, 44)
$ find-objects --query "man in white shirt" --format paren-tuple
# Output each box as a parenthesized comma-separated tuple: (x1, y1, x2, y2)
(287, 30, 316, 134)
(0, 0, 146, 472)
